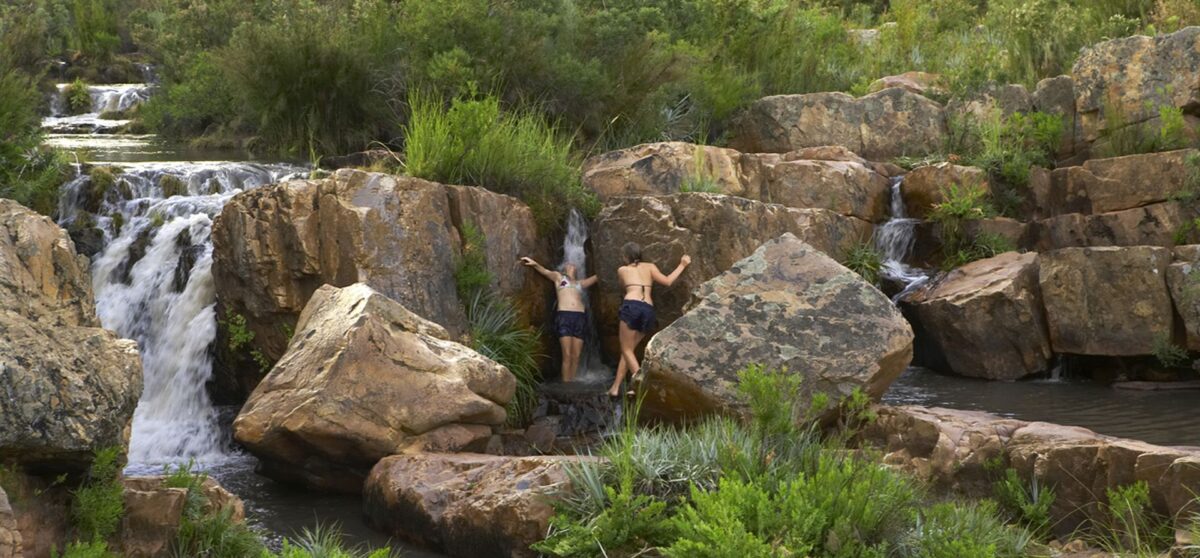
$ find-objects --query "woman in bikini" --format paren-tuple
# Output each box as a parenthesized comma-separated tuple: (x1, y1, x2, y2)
(520, 257, 597, 382)
(607, 242, 691, 397)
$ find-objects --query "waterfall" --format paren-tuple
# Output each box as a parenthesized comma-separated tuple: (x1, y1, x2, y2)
(560, 209, 608, 382)
(60, 162, 305, 464)
(875, 176, 930, 303)
(45, 83, 152, 134)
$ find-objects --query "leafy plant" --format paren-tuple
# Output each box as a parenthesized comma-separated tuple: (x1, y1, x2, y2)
(900, 500, 1035, 558)
(1096, 481, 1175, 555)
(65, 78, 93, 115)
(71, 447, 124, 542)
(221, 310, 271, 373)
(993, 468, 1054, 537)
(54, 540, 118, 558)
(465, 292, 542, 427)
(841, 242, 883, 285)
(453, 221, 491, 301)
(1097, 93, 1195, 158)
(1151, 333, 1189, 369)
(680, 146, 722, 194)
(170, 507, 267, 558)
(276, 522, 399, 558)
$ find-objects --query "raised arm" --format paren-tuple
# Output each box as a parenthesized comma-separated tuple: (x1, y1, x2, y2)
(520, 257, 559, 282)
(651, 255, 691, 287)
(579, 275, 598, 288)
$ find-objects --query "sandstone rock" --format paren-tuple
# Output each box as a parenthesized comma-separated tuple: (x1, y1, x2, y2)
(581, 142, 755, 199)
(963, 218, 1030, 250)
(1032, 75, 1078, 157)
(0, 200, 142, 472)
(640, 234, 913, 422)
(784, 145, 904, 177)
(212, 169, 546, 397)
(1038, 246, 1173, 355)
(911, 252, 1051, 380)
(1167, 258, 1200, 350)
(591, 194, 873, 352)
(120, 475, 246, 558)
(731, 88, 946, 160)
(1032, 149, 1199, 218)
(900, 163, 990, 219)
(867, 72, 946, 98)
(947, 83, 1032, 122)
(1029, 202, 1187, 249)
(364, 453, 595, 558)
(0, 488, 17, 558)
(233, 283, 514, 491)
(1073, 27, 1200, 142)
(757, 157, 891, 221)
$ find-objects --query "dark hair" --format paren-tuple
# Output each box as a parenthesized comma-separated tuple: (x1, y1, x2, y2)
(622, 242, 642, 265)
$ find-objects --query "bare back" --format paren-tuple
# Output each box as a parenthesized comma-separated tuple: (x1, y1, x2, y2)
(618, 262, 661, 305)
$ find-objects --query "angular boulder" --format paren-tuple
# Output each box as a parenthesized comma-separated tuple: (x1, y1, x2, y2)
(731, 88, 946, 160)
(591, 194, 873, 352)
(900, 163, 990, 219)
(1167, 254, 1200, 350)
(211, 169, 547, 397)
(0, 200, 142, 471)
(1031, 149, 1199, 218)
(581, 142, 756, 199)
(1073, 27, 1200, 142)
(1029, 202, 1187, 249)
(1038, 246, 1173, 355)
(910, 252, 1051, 380)
(946, 83, 1032, 121)
(640, 234, 913, 422)
(1032, 75, 1078, 157)
(757, 156, 891, 221)
(0, 488, 16, 558)
(364, 453, 595, 558)
(867, 71, 945, 97)
(120, 476, 245, 558)
(232, 283, 515, 491)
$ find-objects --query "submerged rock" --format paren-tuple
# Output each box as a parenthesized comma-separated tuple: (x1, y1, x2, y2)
(910, 252, 1052, 380)
(0, 199, 142, 471)
(1038, 246, 1173, 355)
(640, 233, 913, 422)
(232, 283, 514, 491)
(591, 194, 872, 353)
(363, 453, 595, 558)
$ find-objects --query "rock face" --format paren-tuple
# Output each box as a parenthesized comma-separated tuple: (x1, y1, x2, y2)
(757, 156, 891, 221)
(900, 163, 990, 219)
(1032, 75, 1078, 156)
(640, 234, 913, 422)
(910, 252, 1051, 380)
(1030, 149, 1199, 218)
(1167, 254, 1200, 351)
(364, 453, 593, 558)
(0, 199, 142, 471)
(731, 88, 946, 160)
(1038, 247, 1173, 355)
(232, 283, 515, 491)
(581, 142, 755, 199)
(1073, 27, 1200, 142)
(120, 476, 245, 558)
(591, 194, 873, 352)
(0, 488, 17, 558)
(863, 405, 1200, 536)
(866, 72, 945, 97)
(1029, 202, 1187, 250)
(211, 169, 547, 397)
(946, 83, 1032, 121)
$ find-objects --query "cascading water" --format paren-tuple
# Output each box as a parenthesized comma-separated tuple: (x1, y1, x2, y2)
(44, 83, 152, 135)
(59, 162, 304, 465)
(559, 209, 609, 382)
(874, 176, 931, 303)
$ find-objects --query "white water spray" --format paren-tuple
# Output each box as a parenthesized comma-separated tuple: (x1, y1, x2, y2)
(560, 209, 608, 382)
(44, 83, 152, 134)
(875, 176, 931, 303)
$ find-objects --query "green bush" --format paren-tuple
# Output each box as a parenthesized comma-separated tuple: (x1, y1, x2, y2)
(277, 523, 399, 558)
(953, 107, 1064, 188)
(1097, 481, 1175, 555)
(221, 309, 271, 373)
(900, 500, 1034, 558)
(841, 242, 883, 285)
(1097, 96, 1196, 158)
(141, 53, 240, 141)
(0, 61, 71, 217)
(67, 0, 120, 63)
(1151, 333, 1190, 369)
(679, 146, 722, 194)
(465, 292, 542, 427)
(64, 78, 92, 115)
(171, 507, 267, 558)
(993, 468, 1054, 537)
(453, 221, 491, 301)
(404, 93, 597, 233)
(55, 540, 118, 558)
(71, 447, 124, 542)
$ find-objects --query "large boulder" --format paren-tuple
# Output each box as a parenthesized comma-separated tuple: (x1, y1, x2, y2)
(1073, 27, 1200, 143)
(1038, 246, 1173, 355)
(900, 163, 990, 219)
(756, 156, 891, 221)
(910, 252, 1052, 380)
(1030, 149, 1199, 218)
(731, 88, 947, 160)
(120, 476, 245, 558)
(581, 142, 756, 199)
(0, 200, 142, 471)
(211, 169, 547, 397)
(1167, 253, 1200, 350)
(364, 453, 595, 558)
(640, 234, 913, 422)
(946, 83, 1032, 121)
(591, 194, 873, 352)
(1029, 202, 1187, 249)
(0, 488, 16, 558)
(1032, 75, 1078, 157)
(232, 283, 515, 491)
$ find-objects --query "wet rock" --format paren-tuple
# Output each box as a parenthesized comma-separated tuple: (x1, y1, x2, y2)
(591, 194, 873, 353)
(640, 234, 913, 422)
(1031, 149, 1199, 218)
(1073, 27, 1200, 143)
(867, 72, 946, 98)
(1038, 246, 1173, 355)
(581, 142, 756, 199)
(731, 88, 946, 160)
(364, 453, 597, 558)
(0, 200, 142, 471)
(900, 163, 990, 219)
(1029, 202, 1188, 249)
(910, 252, 1051, 380)
(119, 475, 245, 558)
(233, 283, 513, 491)
(212, 169, 546, 397)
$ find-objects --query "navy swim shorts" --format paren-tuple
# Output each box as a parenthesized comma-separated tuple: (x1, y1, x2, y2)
(555, 310, 587, 339)
(618, 300, 657, 333)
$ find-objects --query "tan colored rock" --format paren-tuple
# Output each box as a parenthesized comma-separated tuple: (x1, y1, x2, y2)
(581, 142, 755, 199)
(233, 283, 514, 491)
(963, 218, 1029, 250)
(947, 83, 1032, 122)
(758, 157, 890, 221)
(911, 252, 1051, 380)
(1167, 258, 1200, 350)
(867, 72, 946, 97)
(640, 234, 913, 422)
(591, 194, 873, 352)
(0, 199, 95, 327)
(785, 145, 904, 177)
(364, 453, 595, 558)
(900, 163, 990, 219)
(0, 488, 17, 558)
(212, 169, 546, 397)
(1032, 75, 1078, 157)
(731, 88, 946, 160)
(1032, 149, 1199, 218)
(1038, 246, 1173, 355)
(1030, 202, 1187, 249)
(1073, 27, 1200, 142)
(120, 475, 246, 558)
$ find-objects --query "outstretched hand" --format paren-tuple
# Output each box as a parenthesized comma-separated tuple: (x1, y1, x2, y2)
(520, 257, 536, 267)
(680, 254, 692, 267)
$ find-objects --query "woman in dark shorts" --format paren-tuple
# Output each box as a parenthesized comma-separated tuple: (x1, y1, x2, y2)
(607, 242, 691, 397)
(521, 257, 596, 382)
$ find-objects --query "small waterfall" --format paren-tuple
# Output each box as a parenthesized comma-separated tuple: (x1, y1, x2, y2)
(560, 209, 608, 382)
(875, 176, 930, 303)
(60, 162, 305, 464)
(45, 83, 152, 134)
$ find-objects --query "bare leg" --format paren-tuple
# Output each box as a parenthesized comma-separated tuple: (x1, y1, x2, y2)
(559, 336, 573, 382)
(608, 356, 626, 397)
(567, 337, 583, 382)
(618, 322, 646, 394)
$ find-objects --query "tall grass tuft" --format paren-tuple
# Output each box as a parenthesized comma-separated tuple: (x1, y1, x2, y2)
(841, 242, 883, 285)
(466, 291, 542, 427)
(71, 447, 124, 542)
(404, 92, 598, 233)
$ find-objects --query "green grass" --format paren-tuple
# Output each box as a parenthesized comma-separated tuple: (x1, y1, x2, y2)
(0, 60, 72, 217)
(71, 447, 124, 542)
(453, 221, 491, 301)
(679, 146, 722, 194)
(1151, 333, 1190, 369)
(993, 468, 1054, 538)
(465, 292, 543, 427)
(1097, 95, 1196, 158)
(841, 242, 883, 285)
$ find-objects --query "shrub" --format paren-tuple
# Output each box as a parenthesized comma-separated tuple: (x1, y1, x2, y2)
(928, 180, 996, 267)
(956, 107, 1063, 188)
(171, 507, 267, 558)
(404, 93, 598, 233)
(465, 292, 542, 427)
(1097, 95, 1194, 158)
(453, 221, 491, 301)
(65, 78, 92, 115)
(941, 231, 1017, 270)
(841, 242, 883, 285)
(993, 468, 1054, 537)
(277, 523, 399, 558)
(141, 53, 240, 142)
(71, 447, 124, 542)
(1151, 333, 1189, 368)
(1097, 481, 1175, 555)
(900, 500, 1034, 558)
(54, 540, 118, 558)
(67, 0, 120, 63)
(221, 309, 271, 373)
(0, 62, 71, 217)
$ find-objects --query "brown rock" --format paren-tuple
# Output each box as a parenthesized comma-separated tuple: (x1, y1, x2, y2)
(211, 169, 546, 397)
(1030, 202, 1188, 249)
(591, 194, 873, 352)
(363, 453, 596, 558)
(0, 199, 95, 328)
(1032, 149, 1199, 218)
(581, 142, 756, 199)
(1032, 75, 1078, 157)
(900, 163, 990, 219)
(867, 72, 946, 97)
(1073, 27, 1200, 142)
(120, 475, 246, 558)
(758, 157, 891, 221)
(946, 83, 1032, 121)
(911, 252, 1051, 380)
(640, 234, 913, 422)
(0, 488, 17, 558)
(963, 218, 1030, 250)
(1168, 257, 1200, 350)
(233, 283, 514, 491)
(1038, 246, 1173, 355)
